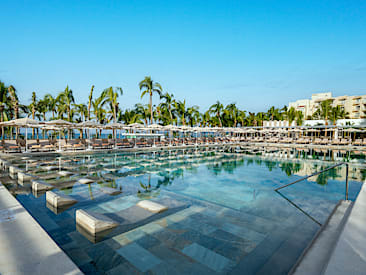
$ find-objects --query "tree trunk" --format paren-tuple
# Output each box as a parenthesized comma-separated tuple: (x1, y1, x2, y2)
(150, 92, 153, 124)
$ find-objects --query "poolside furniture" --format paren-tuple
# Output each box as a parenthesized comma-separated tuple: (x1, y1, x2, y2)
(71, 139, 85, 150)
(91, 139, 103, 149)
(353, 139, 362, 146)
(362, 138, 366, 146)
(0, 139, 5, 152)
(5, 142, 21, 153)
(101, 139, 112, 149)
(340, 139, 350, 145)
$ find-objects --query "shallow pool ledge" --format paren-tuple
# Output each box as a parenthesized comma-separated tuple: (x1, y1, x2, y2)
(324, 180, 366, 275)
(0, 183, 82, 275)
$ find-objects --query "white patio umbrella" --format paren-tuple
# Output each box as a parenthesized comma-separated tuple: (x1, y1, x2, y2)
(45, 119, 75, 151)
(4, 118, 41, 151)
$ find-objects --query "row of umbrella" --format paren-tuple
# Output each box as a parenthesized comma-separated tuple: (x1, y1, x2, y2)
(1, 117, 365, 133)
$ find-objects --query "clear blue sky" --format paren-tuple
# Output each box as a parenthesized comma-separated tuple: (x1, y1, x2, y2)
(1, 0, 366, 112)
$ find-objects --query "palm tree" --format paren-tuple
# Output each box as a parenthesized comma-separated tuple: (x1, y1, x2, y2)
(267, 106, 281, 121)
(201, 110, 211, 127)
(87, 85, 94, 120)
(209, 101, 224, 127)
(56, 86, 75, 122)
(101, 86, 123, 123)
(175, 100, 187, 126)
(135, 103, 150, 125)
(287, 107, 296, 126)
(319, 99, 333, 125)
(73, 103, 88, 122)
(8, 85, 19, 138)
(29, 92, 38, 138)
(120, 109, 142, 125)
(92, 95, 106, 137)
(44, 94, 57, 119)
(160, 92, 174, 124)
(8, 85, 18, 120)
(255, 112, 266, 126)
(237, 110, 246, 126)
(225, 103, 239, 127)
(295, 110, 304, 126)
(139, 76, 162, 124)
(186, 105, 200, 127)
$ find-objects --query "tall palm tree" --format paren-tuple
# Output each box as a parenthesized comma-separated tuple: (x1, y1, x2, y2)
(139, 76, 162, 124)
(255, 112, 266, 126)
(101, 86, 123, 123)
(8, 85, 19, 138)
(135, 103, 150, 125)
(73, 103, 88, 122)
(44, 94, 56, 119)
(174, 100, 187, 126)
(29, 92, 38, 137)
(225, 103, 239, 127)
(237, 110, 246, 126)
(201, 110, 211, 127)
(8, 85, 18, 120)
(287, 107, 296, 126)
(56, 86, 75, 122)
(209, 101, 224, 127)
(186, 105, 200, 127)
(120, 109, 142, 125)
(88, 85, 94, 120)
(267, 106, 280, 121)
(160, 92, 174, 124)
(92, 95, 106, 138)
(295, 110, 304, 126)
(319, 99, 333, 125)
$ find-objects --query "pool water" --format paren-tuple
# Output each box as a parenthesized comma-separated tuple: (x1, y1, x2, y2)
(2, 148, 365, 274)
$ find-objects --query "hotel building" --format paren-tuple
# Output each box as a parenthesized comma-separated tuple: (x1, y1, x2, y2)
(288, 92, 366, 119)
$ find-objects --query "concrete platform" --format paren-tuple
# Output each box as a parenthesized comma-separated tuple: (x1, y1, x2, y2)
(32, 180, 54, 192)
(0, 183, 82, 275)
(324, 182, 366, 274)
(46, 191, 78, 208)
(76, 209, 119, 234)
(17, 172, 35, 184)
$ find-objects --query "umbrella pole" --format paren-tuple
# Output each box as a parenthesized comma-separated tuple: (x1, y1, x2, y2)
(25, 128, 28, 152)
(58, 130, 61, 151)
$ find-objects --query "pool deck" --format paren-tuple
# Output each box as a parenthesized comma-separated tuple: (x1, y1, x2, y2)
(292, 180, 366, 274)
(0, 182, 82, 275)
(323, 180, 366, 274)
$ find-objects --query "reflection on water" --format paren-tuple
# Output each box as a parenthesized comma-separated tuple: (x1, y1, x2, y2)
(1, 147, 365, 274)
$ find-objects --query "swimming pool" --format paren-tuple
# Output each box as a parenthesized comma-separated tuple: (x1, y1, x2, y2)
(2, 148, 364, 274)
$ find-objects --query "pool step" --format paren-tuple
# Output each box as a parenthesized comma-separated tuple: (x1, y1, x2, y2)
(291, 200, 353, 275)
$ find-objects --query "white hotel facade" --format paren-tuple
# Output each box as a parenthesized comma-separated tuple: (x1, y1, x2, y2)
(288, 92, 366, 119)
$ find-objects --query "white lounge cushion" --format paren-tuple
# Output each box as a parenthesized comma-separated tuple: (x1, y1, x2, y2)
(58, 171, 73, 176)
(76, 210, 119, 234)
(137, 200, 168, 213)
(99, 187, 121, 195)
(78, 178, 95, 184)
